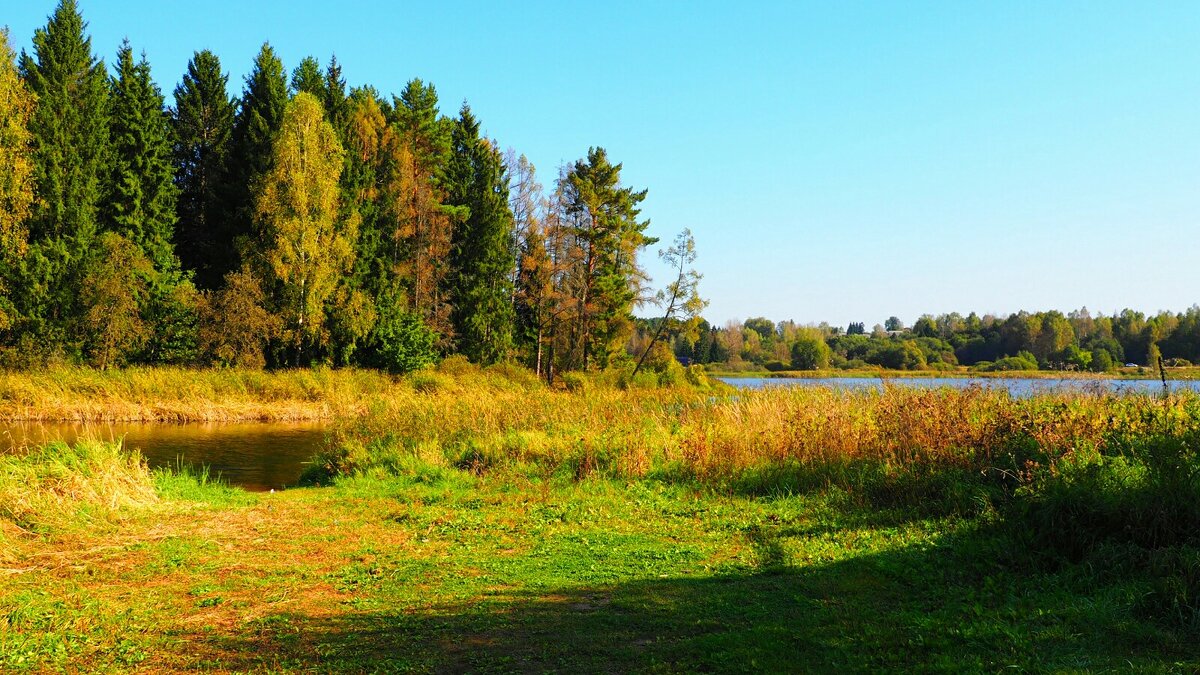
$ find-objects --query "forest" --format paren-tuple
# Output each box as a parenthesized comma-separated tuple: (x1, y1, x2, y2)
(0, 1, 674, 379)
(665, 307, 1200, 374)
(3, 1, 1197, 381)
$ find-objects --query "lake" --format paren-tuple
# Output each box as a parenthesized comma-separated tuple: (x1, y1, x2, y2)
(0, 421, 329, 491)
(717, 376, 1200, 397)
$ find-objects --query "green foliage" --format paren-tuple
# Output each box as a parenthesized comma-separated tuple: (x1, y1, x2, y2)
(563, 147, 655, 369)
(445, 103, 515, 365)
(289, 55, 324, 100)
(198, 266, 280, 368)
(79, 233, 152, 369)
(1091, 349, 1115, 372)
(367, 298, 438, 373)
(0, 29, 36, 335)
(227, 42, 287, 266)
(975, 351, 1039, 372)
(170, 50, 235, 290)
(0, 28, 35, 265)
(17, 0, 111, 342)
(106, 40, 179, 275)
(141, 276, 201, 364)
(255, 92, 353, 362)
(790, 334, 831, 370)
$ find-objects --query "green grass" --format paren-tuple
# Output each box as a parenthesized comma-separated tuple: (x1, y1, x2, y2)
(4, 374, 1200, 671)
(1, 449, 1198, 672)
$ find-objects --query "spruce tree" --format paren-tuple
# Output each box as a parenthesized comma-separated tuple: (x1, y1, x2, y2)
(106, 40, 178, 274)
(171, 50, 235, 290)
(18, 0, 110, 340)
(290, 56, 324, 101)
(445, 103, 515, 364)
(323, 56, 349, 131)
(227, 42, 287, 266)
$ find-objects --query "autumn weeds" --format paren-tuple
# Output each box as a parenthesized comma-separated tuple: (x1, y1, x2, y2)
(3, 369, 1200, 669)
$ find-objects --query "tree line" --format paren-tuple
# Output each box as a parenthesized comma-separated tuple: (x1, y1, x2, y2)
(664, 308, 1200, 373)
(0, 1, 669, 377)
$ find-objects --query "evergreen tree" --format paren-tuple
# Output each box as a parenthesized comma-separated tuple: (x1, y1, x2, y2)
(390, 78, 454, 341)
(323, 56, 349, 131)
(290, 55, 324, 101)
(391, 78, 450, 179)
(106, 40, 178, 274)
(171, 49, 235, 289)
(445, 103, 516, 364)
(227, 42, 287, 266)
(341, 91, 389, 296)
(18, 0, 110, 339)
(562, 147, 655, 368)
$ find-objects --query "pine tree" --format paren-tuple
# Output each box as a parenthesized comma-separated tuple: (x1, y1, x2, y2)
(445, 103, 515, 364)
(341, 91, 389, 295)
(18, 0, 111, 338)
(227, 42, 287, 266)
(561, 147, 655, 368)
(171, 49, 235, 290)
(106, 40, 178, 274)
(391, 79, 450, 176)
(389, 79, 454, 341)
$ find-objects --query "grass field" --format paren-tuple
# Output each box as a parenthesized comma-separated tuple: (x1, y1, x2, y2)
(2, 366, 1199, 671)
(3, 450, 1197, 672)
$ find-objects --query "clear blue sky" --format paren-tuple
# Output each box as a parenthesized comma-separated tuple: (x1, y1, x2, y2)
(7, 1, 1200, 328)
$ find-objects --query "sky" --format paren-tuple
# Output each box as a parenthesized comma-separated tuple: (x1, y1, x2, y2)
(6, 1, 1200, 328)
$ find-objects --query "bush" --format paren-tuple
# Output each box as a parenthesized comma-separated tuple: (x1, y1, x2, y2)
(791, 336, 831, 370)
(977, 352, 1039, 372)
(369, 308, 438, 374)
(1091, 349, 1114, 373)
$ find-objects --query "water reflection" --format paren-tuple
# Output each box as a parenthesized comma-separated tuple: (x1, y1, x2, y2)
(0, 421, 329, 492)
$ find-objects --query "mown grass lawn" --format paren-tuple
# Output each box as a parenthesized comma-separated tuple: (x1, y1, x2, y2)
(4, 464, 1197, 673)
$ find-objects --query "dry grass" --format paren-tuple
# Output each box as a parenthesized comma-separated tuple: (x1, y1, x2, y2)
(318, 377, 1200, 506)
(0, 439, 159, 534)
(0, 366, 399, 421)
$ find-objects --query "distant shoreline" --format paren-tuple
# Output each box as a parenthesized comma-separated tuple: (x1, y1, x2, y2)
(706, 367, 1199, 381)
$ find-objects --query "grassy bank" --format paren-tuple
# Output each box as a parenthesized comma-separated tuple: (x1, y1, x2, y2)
(0, 366, 402, 422)
(3, 374, 1200, 670)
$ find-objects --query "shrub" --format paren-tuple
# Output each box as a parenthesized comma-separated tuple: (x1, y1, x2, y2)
(369, 308, 438, 374)
(791, 336, 831, 370)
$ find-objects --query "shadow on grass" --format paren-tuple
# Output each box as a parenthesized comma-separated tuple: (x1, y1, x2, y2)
(183, 528, 1199, 673)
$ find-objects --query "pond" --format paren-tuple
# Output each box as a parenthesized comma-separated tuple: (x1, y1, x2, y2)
(0, 421, 329, 491)
(716, 376, 1200, 397)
